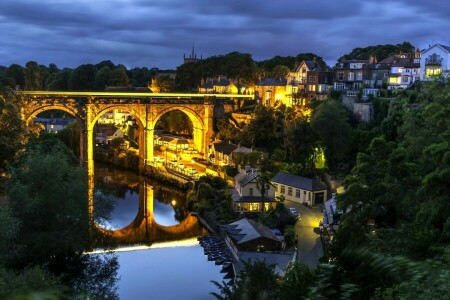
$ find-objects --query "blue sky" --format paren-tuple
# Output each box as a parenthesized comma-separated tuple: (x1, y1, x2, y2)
(0, 0, 449, 69)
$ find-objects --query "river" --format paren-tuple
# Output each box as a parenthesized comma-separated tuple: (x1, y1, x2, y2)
(94, 165, 225, 300)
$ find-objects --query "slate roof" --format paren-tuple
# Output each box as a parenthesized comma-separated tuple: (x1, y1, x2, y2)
(212, 141, 238, 155)
(222, 218, 283, 244)
(439, 44, 450, 52)
(239, 251, 294, 277)
(271, 172, 327, 191)
(256, 78, 287, 86)
(236, 170, 258, 187)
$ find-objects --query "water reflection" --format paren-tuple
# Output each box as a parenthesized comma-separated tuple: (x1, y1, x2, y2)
(94, 165, 187, 229)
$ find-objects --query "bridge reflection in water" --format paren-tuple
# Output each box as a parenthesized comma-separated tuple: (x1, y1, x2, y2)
(89, 168, 206, 246)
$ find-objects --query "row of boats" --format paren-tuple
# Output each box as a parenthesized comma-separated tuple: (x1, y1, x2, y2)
(198, 234, 234, 283)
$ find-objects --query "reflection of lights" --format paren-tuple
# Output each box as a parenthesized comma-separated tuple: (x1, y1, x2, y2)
(85, 238, 199, 254)
(171, 200, 177, 206)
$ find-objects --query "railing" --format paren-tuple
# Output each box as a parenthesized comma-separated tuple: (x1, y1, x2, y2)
(425, 58, 443, 66)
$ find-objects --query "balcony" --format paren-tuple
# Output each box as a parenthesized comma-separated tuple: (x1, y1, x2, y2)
(425, 58, 443, 66)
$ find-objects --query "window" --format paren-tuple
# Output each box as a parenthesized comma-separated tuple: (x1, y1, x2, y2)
(356, 72, 362, 80)
(280, 185, 285, 194)
(249, 188, 253, 196)
(348, 72, 354, 81)
(308, 76, 316, 83)
(302, 67, 306, 73)
(288, 187, 292, 196)
(337, 72, 344, 81)
(372, 72, 377, 78)
(401, 76, 409, 83)
(295, 189, 300, 198)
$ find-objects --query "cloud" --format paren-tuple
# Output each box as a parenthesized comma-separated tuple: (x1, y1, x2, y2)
(0, 0, 449, 69)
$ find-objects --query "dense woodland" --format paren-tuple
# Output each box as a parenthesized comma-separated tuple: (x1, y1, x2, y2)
(1, 42, 449, 299)
(0, 42, 414, 93)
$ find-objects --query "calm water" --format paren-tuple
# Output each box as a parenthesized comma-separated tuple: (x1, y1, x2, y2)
(94, 165, 225, 299)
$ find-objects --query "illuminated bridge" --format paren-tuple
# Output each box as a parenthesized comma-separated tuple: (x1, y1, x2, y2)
(18, 91, 253, 243)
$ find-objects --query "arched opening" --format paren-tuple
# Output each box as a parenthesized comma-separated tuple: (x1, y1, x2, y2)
(152, 108, 204, 179)
(92, 107, 144, 230)
(27, 108, 82, 159)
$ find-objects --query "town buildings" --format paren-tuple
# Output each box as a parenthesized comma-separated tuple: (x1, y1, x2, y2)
(271, 172, 328, 206)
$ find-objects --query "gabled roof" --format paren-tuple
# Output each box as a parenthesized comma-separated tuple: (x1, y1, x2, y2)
(236, 170, 258, 187)
(223, 218, 282, 244)
(232, 146, 252, 154)
(421, 43, 450, 54)
(271, 172, 327, 191)
(212, 141, 238, 155)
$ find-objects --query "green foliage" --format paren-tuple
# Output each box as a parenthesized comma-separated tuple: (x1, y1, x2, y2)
(338, 42, 415, 62)
(311, 99, 352, 170)
(7, 140, 89, 267)
(68, 64, 97, 90)
(328, 81, 450, 297)
(0, 266, 65, 299)
(277, 263, 315, 300)
(0, 94, 27, 192)
(24, 61, 42, 90)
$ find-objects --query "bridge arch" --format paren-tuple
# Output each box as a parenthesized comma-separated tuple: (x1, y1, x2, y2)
(25, 105, 83, 127)
(152, 106, 206, 154)
(90, 105, 146, 131)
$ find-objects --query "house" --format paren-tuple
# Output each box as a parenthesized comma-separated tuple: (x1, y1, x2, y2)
(271, 172, 327, 206)
(95, 124, 125, 144)
(255, 78, 287, 107)
(232, 168, 276, 212)
(209, 140, 251, 166)
(380, 50, 421, 90)
(198, 75, 239, 94)
(223, 218, 285, 254)
(287, 59, 328, 104)
(333, 59, 370, 95)
(305, 70, 334, 101)
(322, 193, 343, 228)
(363, 60, 391, 90)
(34, 117, 75, 133)
(222, 218, 294, 277)
(420, 44, 450, 81)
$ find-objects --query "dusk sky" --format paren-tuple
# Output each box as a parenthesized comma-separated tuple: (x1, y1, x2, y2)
(1, 0, 449, 70)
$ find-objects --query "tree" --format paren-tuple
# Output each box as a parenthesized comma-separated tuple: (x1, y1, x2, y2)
(68, 64, 97, 90)
(95, 66, 112, 90)
(47, 69, 72, 91)
(0, 94, 27, 193)
(109, 68, 129, 87)
(310, 99, 352, 170)
(24, 61, 42, 90)
(5, 135, 119, 298)
(4, 64, 25, 88)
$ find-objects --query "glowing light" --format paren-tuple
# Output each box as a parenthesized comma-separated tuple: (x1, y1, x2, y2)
(171, 199, 177, 206)
(85, 237, 200, 254)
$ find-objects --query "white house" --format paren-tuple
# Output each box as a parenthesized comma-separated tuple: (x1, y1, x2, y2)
(271, 172, 327, 206)
(232, 168, 276, 212)
(420, 44, 450, 81)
